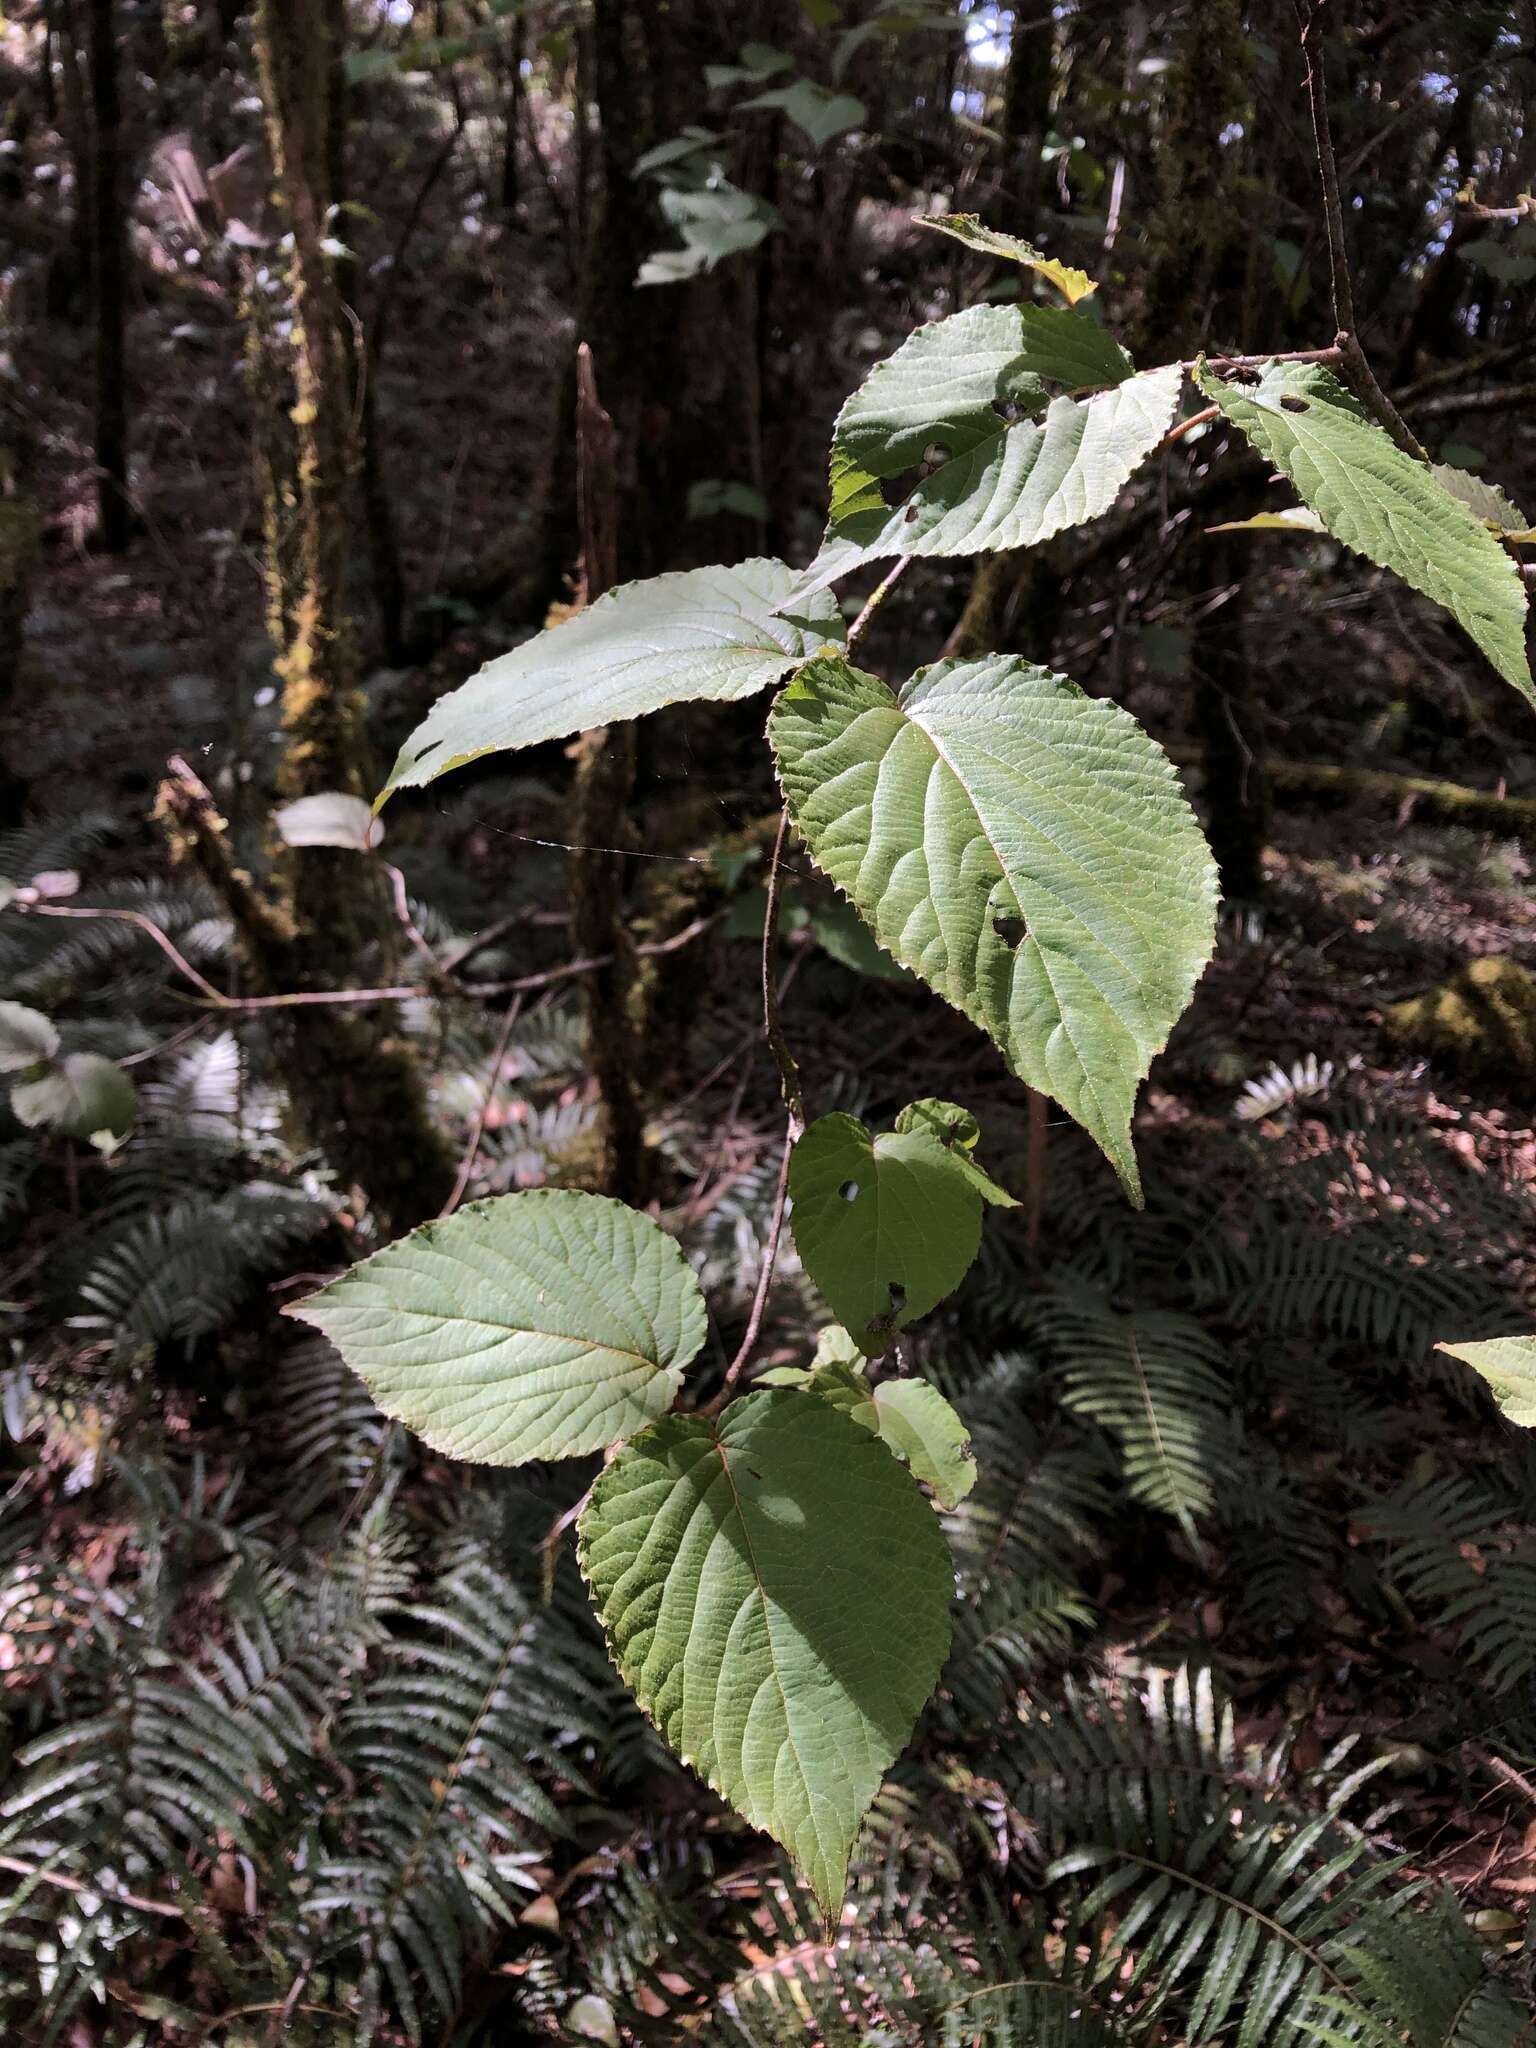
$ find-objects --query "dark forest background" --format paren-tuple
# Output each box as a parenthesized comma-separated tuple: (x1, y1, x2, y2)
(0, 1, 1535, 2041)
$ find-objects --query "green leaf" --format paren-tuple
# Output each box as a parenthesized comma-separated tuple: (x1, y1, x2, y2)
(915, 212, 1097, 306)
(11, 1053, 136, 1146)
(1205, 506, 1327, 535)
(789, 1110, 984, 1350)
(286, 1191, 707, 1464)
(1430, 463, 1529, 535)
(0, 1001, 60, 1074)
(770, 654, 1219, 1201)
(740, 81, 866, 150)
(1196, 360, 1533, 705)
(705, 42, 794, 86)
(892, 1098, 1017, 1206)
(632, 127, 721, 177)
(803, 1354, 976, 1508)
(576, 1388, 953, 1916)
(809, 899, 914, 981)
(791, 303, 1179, 598)
(381, 561, 845, 801)
(1436, 1335, 1536, 1428)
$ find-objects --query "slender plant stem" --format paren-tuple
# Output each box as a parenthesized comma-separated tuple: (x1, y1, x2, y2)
(708, 806, 805, 1413)
(759, 808, 805, 1135)
(441, 993, 523, 1215)
(1160, 403, 1219, 451)
(1293, 0, 1428, 461)
(846, 555, 913, 656)
(1190, 344, 1343, 372)
(0, 1853, 184, 1920)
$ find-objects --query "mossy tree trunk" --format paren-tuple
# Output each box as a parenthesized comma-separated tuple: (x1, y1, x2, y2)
(245, 0, 454, 1231)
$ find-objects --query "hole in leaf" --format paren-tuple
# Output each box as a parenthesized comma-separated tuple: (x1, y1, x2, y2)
(887, 1281, 907, 1314)
(838, 1179, 860, 1202)
(414, 738, 446, 761)
(992, 912, 1029, 949)
(921, 440, 951, 468)
(1279, 394, 1310, 413)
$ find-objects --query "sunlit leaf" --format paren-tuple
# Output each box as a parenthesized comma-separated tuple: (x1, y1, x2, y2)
(287, 1192, 706, 1464)
(916, 212, 1097, 306)
(381, 560, 845, 800)
(770, 653, 1218, 1200)
(789, 304, 1179, 598)
(1436, 1335, 1536, 1429)
(577, 1388, 953, 1915)
(1198, 360, 1532, 704)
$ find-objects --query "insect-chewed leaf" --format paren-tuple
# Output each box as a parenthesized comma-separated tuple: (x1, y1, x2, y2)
(770, 654, 1218, 1202)
(576, 1388, 953, 1917)
(786, 304, 1178, 601)
(789, 1110, 985, 1351)
(380, 559, 845, 801)
(1436, 1335, 1536, 1429)
(802, 1355, 977, 1509)
(1197, 361, 1532, 705)
(285, 1191, 706, 1464)
(915, 211, 1098, 305)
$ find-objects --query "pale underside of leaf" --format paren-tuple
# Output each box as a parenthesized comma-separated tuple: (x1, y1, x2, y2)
(381, 559, 846, 800)
(577, 1389, 953, 1917)
(286, 1191, 707, 1464)
(1198, 361, 1532, 705)
(769, 653, 1219, 1201)
(792, 359, 1182, 601)
(1436, 1335, 1536, 1429)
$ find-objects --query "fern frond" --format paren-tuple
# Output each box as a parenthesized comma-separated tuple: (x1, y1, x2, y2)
(1041, 1286, 1236, 1535)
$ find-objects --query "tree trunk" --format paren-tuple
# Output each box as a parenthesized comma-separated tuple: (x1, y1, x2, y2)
(249, 0, 454, 1231)
(1139, 0, 1268, 904)
(501, 3, 525, 215)
(86, 0, 130, 551)
(0, 317, 37, 827)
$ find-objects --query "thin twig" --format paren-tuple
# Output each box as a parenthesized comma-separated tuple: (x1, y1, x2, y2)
(708, 1125, 795, 1416)
(758, 810, 804, 1135)
(1160, 403, 1219, 451)
(845, 555, 914, 656)
(0, 1853, 184, 1920)
(442, 994, 523, 1215)
(706, 810, 805, 1413)
(1293, 0, 1428, 461)
(1191, 344, 1343, 372)
(16, 901, 226, 1001)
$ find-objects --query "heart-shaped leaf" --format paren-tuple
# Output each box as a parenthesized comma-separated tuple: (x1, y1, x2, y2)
(287, 1191, 706, 1464)
(789, 1109, 985, 1351)
(771, 654, 1219, 1201)
(577, 1388, 953, 1916)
